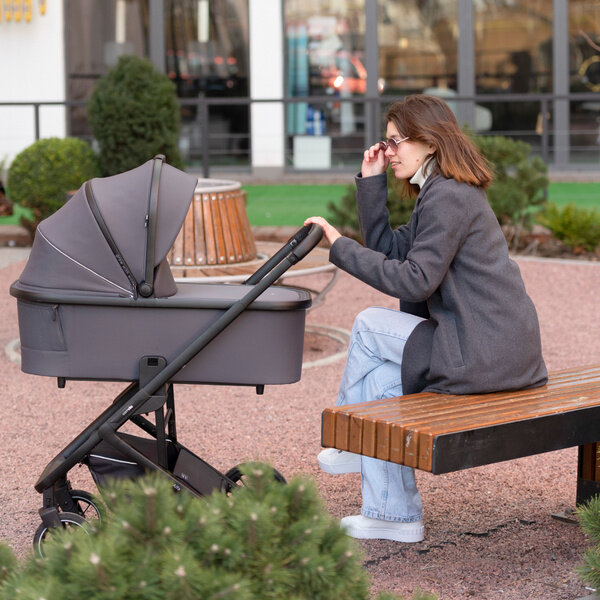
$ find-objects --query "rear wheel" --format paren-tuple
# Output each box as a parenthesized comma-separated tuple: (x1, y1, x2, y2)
(33, 512, 91, 558)
(70, 489, 103, 522)
(222, 463, 286, 493)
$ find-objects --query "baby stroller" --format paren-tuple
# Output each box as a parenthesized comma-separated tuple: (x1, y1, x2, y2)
(10, 155, 323, 555)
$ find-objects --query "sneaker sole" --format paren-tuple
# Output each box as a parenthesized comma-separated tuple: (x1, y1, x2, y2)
(317, 458, 361, 475)
(342, 523, 424, 543)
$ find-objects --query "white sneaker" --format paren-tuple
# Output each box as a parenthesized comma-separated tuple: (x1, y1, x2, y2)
(317, 448, 362, 474)
(340, 515, 424, 543)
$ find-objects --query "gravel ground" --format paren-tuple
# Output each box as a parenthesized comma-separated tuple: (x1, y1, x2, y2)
(1, 250, 600, 599)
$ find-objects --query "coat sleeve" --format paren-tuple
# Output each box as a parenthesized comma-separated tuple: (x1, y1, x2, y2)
(330, 181, 474, 301)
(355, 173, 412, 260)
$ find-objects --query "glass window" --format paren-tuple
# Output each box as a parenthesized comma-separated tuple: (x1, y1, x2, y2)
(167, 0, 250, 168)
(474, 0, 553, 95)
(569, 0, 600, 164)
(284, 0, 366, 168)
(378, 0, 459, 96)
(473, 0, 553, 150)
(65, 0, 149, 138)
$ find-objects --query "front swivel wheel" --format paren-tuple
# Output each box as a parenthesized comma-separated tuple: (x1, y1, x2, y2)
(33, 512, 91, 558)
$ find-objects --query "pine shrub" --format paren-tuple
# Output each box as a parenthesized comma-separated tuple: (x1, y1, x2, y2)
(7, 137, 99, 231)
(473, 134, 549, 227)
(326, 134, 548, 240)
(0, 466, 432, 600)
(577, 495, 600, 589)
(327, 174, 414, 241)
(539, 203, 600, 253)
(88, 54, 184, 176)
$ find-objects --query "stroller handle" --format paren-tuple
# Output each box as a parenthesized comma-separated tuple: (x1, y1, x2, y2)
(244, 223, 324, 286)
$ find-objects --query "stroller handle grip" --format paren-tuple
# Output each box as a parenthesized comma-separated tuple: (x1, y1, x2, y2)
(244, 223, 323, 286)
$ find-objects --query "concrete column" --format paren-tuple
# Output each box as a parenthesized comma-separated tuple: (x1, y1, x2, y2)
(249, 0, 285, 175)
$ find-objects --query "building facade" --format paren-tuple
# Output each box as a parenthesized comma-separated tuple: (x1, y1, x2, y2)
(1, 0, 599, 176)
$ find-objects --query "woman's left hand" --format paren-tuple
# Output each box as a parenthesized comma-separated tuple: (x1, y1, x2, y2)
(304, 216, 341, 246)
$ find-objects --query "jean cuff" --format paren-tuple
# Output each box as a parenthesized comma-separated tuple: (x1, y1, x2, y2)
(361, 508, 423, 523)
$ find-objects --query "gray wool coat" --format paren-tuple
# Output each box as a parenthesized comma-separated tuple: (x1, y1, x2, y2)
(329, 172, 548, 395)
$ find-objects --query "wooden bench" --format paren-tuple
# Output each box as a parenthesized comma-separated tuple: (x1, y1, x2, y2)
(321, 364, 600, 506)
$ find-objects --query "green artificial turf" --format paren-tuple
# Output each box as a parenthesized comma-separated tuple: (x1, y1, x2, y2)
(243, 184, 348, 226)
(547, 182, 600, 209)
(1, 182, 597, 229)
(0, 202, 33, 225)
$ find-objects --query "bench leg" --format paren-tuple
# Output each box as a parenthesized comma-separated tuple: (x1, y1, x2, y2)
(577, 443, 600, 506)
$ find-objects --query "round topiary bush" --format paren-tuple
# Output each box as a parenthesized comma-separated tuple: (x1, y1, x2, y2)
(88, 54, 184, 176)
(7, 137, 99, 232)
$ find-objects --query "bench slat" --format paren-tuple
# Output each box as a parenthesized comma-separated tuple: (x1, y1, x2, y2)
(321, 365, 600, 473)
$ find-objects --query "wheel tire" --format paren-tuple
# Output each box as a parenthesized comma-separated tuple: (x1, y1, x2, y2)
(70, 489, 103, 522)
(33, 512, 90, 558)
(222, 463, 286, 493)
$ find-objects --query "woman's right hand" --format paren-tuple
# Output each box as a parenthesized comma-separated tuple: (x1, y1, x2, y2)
(361, 142, 389, 178)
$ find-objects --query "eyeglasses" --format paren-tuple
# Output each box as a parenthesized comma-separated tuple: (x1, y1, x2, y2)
(378, 136, 409, 152)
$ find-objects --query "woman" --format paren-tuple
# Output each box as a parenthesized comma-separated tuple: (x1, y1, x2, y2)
(305, 94, 547, 543)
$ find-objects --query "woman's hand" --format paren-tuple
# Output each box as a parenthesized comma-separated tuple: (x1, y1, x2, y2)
(361, 142, 389, 178)
(304, 216, 341, 246)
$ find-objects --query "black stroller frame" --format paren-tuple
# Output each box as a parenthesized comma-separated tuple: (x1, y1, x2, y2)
(10, 157, 323, 551)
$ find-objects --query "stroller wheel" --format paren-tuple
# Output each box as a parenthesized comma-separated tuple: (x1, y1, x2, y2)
(70, 489, 103, 522)
(33, 512, 92, 558)
(222, 463, 286, 493)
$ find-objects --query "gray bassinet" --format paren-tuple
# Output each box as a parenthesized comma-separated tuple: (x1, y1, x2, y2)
(11, 157, 310, 385)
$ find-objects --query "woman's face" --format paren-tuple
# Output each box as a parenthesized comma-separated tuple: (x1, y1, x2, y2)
(384, 122, 434, 180)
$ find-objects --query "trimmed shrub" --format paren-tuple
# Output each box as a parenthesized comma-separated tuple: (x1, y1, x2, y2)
(7, 137, 99, 231)
(0, 467, 433, 600)
(88, 54, 184, 176)
(539, 202, 600, 253)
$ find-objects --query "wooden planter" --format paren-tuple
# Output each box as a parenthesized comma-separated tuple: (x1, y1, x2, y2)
(168, 179, 257, 277)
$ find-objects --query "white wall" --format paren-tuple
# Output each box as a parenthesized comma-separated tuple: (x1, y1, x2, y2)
(0, 1, 66, 169)
(249, 0, 284, 170)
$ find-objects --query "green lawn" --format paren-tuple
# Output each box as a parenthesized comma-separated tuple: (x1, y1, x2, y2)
(243, 181, 600, 226)
(1, 181, 597, 229)
(547, 182, 600, 209)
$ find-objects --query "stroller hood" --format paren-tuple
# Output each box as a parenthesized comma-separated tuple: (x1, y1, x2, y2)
(17, 158, 198, 299)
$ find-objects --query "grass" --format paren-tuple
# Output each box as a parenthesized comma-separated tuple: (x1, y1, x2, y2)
(1, 181, 597, 228)
(243, 181, 599, 226)
(242, 184, 348, 226)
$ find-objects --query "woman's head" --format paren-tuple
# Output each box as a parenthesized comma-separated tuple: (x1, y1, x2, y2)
(385, 94, 493, 193)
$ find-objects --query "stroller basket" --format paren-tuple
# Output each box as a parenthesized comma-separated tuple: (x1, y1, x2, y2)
(10, 157, 325, 554)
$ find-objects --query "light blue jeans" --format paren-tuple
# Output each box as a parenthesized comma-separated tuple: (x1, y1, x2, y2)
(337, 307, 425, 523)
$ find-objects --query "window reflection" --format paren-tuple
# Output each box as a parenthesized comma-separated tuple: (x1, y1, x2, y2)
(570, 0, 600, 162)
(378, 0, 458, 96)
(285, 1, 366, 167)
(166, 0, 250, 167)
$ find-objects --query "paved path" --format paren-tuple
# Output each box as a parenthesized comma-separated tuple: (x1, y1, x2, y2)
(1, 250, 599, 599)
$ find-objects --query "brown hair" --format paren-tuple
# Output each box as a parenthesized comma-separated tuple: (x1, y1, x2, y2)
(386, 94, 493, 196)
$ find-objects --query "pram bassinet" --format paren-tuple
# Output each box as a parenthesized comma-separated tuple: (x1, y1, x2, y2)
(10, 156, 323, 555)
(11, 156, 310, 385)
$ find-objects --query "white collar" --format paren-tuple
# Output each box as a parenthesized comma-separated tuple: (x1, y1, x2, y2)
(409, 157, 436, 188)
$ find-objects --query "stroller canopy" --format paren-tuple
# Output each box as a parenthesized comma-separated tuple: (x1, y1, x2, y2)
(18, 157, 198, 299)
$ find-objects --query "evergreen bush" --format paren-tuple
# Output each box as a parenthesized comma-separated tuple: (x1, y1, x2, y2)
(327, 175, 414, 241)
(88, 54, 184, 176)
(0, 466, 434, 600)
(539, 203, 600, 253)
(577, 495, 600, 589)
(326, 134, 548, 240)
(473, 134, 549, 227)
(7, 137, 99, 231)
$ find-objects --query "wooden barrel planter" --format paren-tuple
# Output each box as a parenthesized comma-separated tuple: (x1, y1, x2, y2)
(168, 179, 257, 278)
